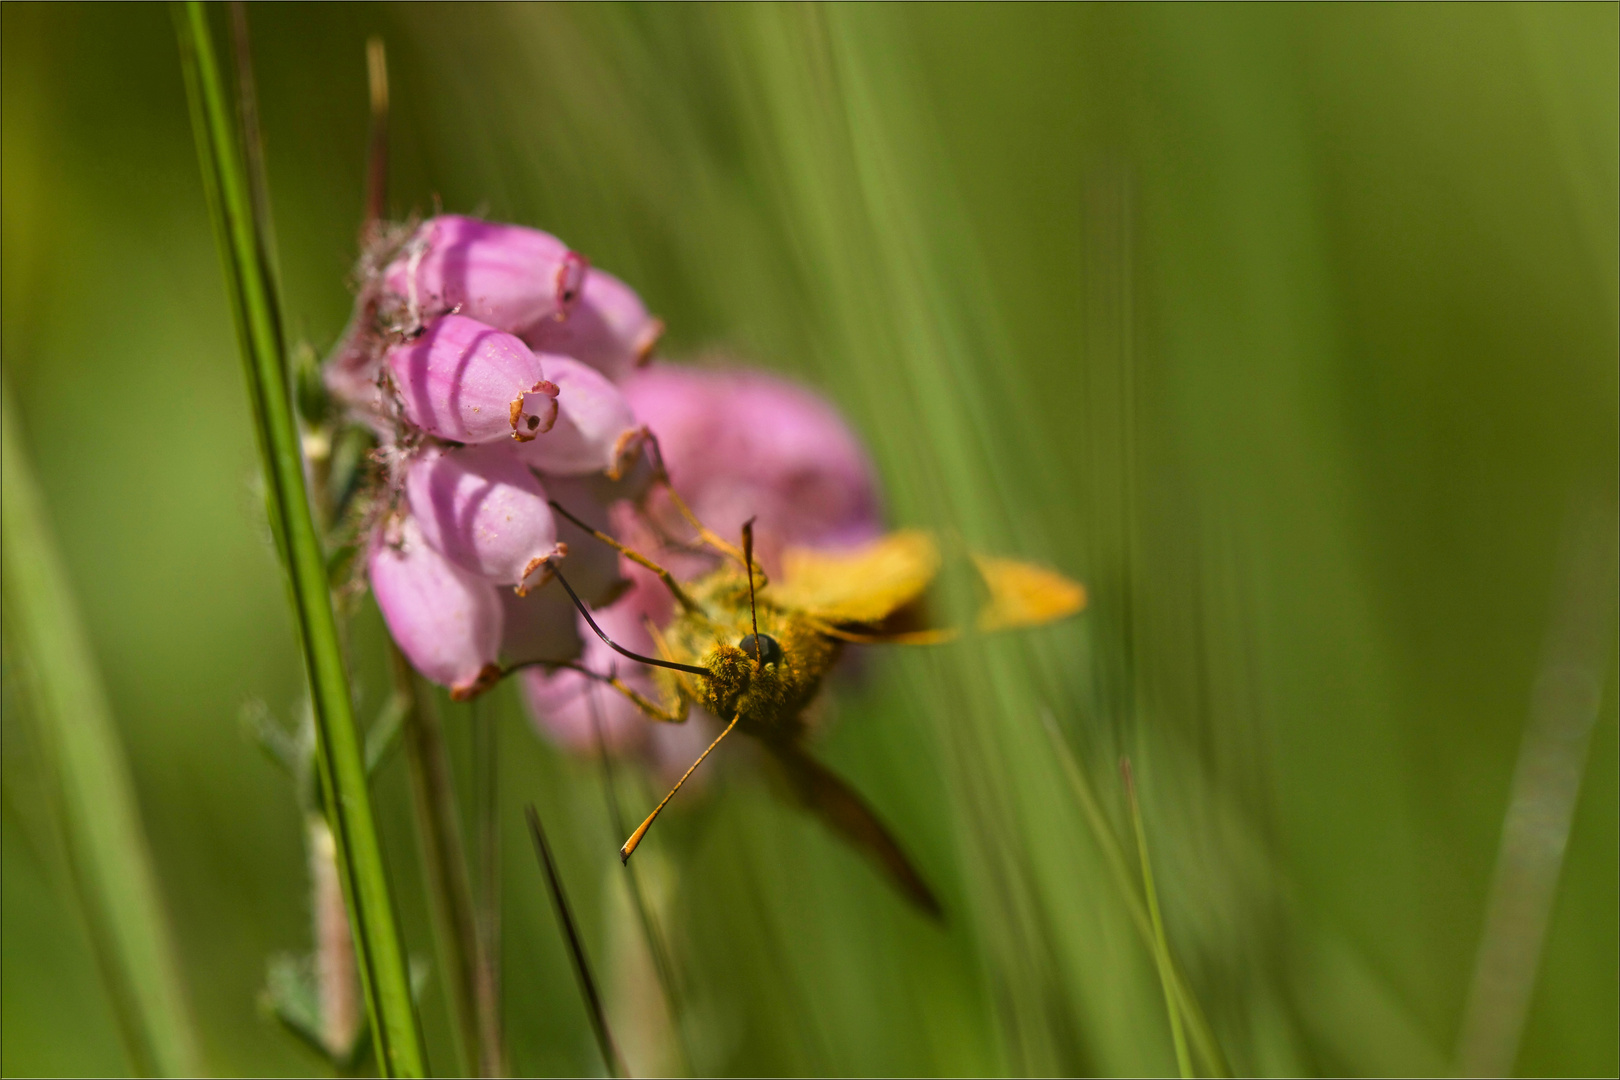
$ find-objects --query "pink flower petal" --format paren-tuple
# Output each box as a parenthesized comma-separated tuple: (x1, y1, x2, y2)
(515, 355, 646, 479)
(369, 515, 503, 698)
(405, 443, 562, 591)
(623, 365, 882, 571)
(386, 314, 558, 444)
(384, 215, 585, 332)
(524, 266, 663, 382)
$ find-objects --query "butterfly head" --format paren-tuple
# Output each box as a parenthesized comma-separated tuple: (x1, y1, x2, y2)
(672, 602, 836, 736)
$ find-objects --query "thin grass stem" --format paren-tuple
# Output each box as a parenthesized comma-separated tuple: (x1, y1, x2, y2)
(1040, 712, 1229, 1077)
(1455, 498, 1617, 1076)
(173, 4, 425, 1073)
(526, 803, 628, 1078)
(2, 379, 206, 1077)
(589, 686, 695, 1076)
(393, 645, 479, 1077)
(472, 698, 507, 1077)
(1123, 757, 1193, 1079)
(226, 2, 279, 288)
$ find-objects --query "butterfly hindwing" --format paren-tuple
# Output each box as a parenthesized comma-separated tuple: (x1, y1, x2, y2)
(766, 741, 942, 917)
(973, 554, 1087, 631)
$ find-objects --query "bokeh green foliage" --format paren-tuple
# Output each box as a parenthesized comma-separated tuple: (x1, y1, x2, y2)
(3, 3, 1615, 1076)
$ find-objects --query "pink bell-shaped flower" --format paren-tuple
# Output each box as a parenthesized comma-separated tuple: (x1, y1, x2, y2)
(405, 443, 563, 592)
(515, 355, 646, 479)
(622, 365, 882, 572)
(384, 215, 586, 333)
(524, 266, 663, 382)
(369, 514, 503, 700)
(386, 314, 559, 443)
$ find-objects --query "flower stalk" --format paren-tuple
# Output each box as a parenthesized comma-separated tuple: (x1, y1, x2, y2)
(392, 644, 482, 1077)
(173, 4, 426, 1074)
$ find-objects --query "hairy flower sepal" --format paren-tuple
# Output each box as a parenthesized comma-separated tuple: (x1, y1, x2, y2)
(406, 443, 564, 592)
(386, 314, 558, 443)
(385, 214, 586, 334)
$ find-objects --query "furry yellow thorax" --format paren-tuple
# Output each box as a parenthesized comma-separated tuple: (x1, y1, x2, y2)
(657, 565, 840, 739)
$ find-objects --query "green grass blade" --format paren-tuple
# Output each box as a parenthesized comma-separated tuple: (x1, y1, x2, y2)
(1042, 714, 1229, 1077)
(171, 4, 426, 1074)
(1123, 758, 1193, 1079)
(1, 379, 205, 1077)
(393, 647, 479, 1078)
(591, 687, 694, 1076)
(471, 698, 508, 1077)
(526, 803, 626, 1079)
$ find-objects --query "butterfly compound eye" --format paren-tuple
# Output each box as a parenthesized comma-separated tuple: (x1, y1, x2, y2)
(738, 633, 783, 667)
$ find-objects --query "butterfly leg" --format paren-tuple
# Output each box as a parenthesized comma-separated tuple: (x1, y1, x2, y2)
(506, 658, 687, 724)
(597, 670, 687, 724)
(640, 432, 750, 568)
(549, 498, 703, 614)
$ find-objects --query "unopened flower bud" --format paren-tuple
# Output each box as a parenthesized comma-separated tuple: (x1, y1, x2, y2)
(385, 215, 587, 332)
(406, 443, 563, 592)
(387, 314, 559, 443)
(524, 266, 663, 382)
(369, 515, 503, 699)
(515, 355, 646, 479)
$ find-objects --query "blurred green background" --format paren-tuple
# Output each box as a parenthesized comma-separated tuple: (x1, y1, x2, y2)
(3, 3, 1616, 1076)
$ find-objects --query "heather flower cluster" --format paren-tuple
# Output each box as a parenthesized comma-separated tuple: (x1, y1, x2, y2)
(522, 365, 883, 759)
(325, 214, 881, 759)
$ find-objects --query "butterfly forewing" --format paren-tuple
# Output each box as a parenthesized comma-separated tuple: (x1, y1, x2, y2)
(767, 530, 941, 625)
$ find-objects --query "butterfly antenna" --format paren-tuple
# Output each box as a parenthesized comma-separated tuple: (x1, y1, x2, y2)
(621, 712, 741, 863)
(742, 518, 761, 669)
(548, 498, 701, 614)
(552, 565, 710, 678)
